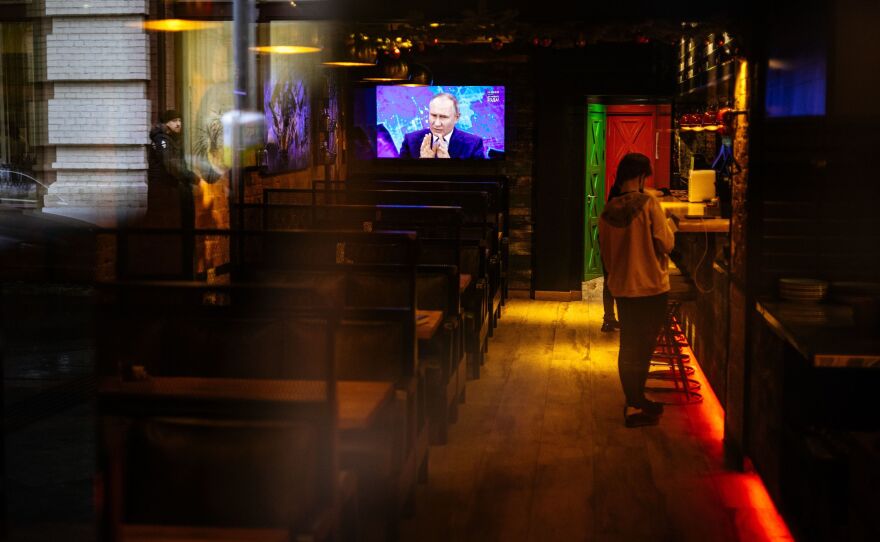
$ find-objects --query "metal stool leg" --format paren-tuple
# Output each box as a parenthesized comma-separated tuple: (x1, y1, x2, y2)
(645, 301, 702, 404)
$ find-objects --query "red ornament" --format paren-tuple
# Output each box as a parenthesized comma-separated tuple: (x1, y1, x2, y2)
(532, 37, 540, 47)
(389, 47, 401, 59)
(716, 106, 734, 125)
(636, 35, 650, 44)
(490, 37, 503, 51)
(540, 37, 553, 48)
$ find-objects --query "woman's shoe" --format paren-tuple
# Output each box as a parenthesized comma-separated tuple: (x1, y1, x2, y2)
(635, 399, 664, 416)
(601, 319, 621, 332)
(623, 405, 660, 428)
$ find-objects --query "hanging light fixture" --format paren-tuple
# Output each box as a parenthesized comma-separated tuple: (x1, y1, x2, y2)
(399, 63, 433, 87)
(250, 45, 322, 54)
(323, 42, 378, 67)
(360, 57, 410, 82)
(137, 19, 221, 32)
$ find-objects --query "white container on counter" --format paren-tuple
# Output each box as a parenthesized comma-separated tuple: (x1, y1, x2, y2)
(688, 169, 716, 202)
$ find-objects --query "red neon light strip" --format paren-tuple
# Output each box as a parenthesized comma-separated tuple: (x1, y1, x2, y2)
(676, 327, 795, 541)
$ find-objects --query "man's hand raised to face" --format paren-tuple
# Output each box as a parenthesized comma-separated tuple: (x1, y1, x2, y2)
(419, 134, 436, 158)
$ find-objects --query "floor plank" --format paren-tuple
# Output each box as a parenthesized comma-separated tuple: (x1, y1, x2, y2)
(399, 296, 786, 541)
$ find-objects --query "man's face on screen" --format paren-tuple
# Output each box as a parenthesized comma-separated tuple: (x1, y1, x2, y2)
(428, 96, 459, 138)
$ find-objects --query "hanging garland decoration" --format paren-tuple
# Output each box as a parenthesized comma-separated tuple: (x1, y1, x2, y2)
(340, 11, 744, 57)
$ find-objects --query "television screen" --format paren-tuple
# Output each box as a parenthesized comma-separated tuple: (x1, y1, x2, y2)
(353, 85, 505, 160)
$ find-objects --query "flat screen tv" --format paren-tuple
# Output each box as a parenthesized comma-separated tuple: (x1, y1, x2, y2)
(352, 85, 505, 160)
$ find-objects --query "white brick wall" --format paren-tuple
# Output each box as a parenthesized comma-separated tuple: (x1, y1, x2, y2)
(36, 2, 151, 219)
(48, 94, 149, 145)
(53, 146, 146, 170)
(48, 171, 147, 207)
(46, 17, 148, 81)
(53, 82, 145, 100)
(45, 0, 148, 17)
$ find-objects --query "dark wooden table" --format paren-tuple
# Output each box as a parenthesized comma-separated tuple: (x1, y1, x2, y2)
(459, 273, 472, 293)
(99, 376, 395, 430)
(416, 309, 443, 340)
(122, 524, 290, 541)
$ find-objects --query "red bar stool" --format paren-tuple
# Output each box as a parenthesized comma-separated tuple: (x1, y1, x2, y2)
(646, 271, 703, 404)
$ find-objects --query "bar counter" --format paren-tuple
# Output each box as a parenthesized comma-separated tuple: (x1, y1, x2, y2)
(659, 195, 732, 407)
(756, 300, 880, 369)
(658, 196, 730, 233)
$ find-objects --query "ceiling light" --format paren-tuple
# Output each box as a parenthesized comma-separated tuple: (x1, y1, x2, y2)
(251, 45, 322, 54)
(323, 43, 378, 68)
(138, 19, 222, 32)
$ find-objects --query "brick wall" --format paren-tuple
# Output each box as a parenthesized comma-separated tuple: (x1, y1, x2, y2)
(33, 1, 151, 225)
(497, 69, 535, 291)
(43, 0, 147, 16)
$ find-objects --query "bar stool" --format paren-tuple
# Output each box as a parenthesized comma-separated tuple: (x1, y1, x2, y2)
(646, 269, 703, 404)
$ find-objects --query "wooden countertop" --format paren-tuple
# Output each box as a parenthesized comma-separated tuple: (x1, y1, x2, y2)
(416, 309, 443, 340)
(756, 299, 880, 369)
(99, 376, 395, 430)
(658, 197, 730, 234)
(459, 273, 472, 293)
(122, 525, 289, 541)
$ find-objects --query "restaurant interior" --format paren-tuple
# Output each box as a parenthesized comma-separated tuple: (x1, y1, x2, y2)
(1, 0, 879, 540)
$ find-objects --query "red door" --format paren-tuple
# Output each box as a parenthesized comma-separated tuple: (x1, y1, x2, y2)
(605, 105, 670, 198)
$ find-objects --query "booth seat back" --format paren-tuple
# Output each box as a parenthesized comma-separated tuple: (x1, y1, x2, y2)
(123, 417, 319, 529)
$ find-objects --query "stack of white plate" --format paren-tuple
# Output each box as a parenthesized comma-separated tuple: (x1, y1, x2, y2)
(776, 304, 830, 325)
(779, 278, 829, 303)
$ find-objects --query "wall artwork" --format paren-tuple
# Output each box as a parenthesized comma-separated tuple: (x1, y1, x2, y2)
(192, 110, 227, 183)
(264, 76, 311, 172)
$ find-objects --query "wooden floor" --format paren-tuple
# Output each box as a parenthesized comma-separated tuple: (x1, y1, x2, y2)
(399, 294, 793, 542)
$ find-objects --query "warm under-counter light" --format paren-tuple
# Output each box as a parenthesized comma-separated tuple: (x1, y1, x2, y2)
(251, 45, 322, 55)
(138, 19, 221, 32)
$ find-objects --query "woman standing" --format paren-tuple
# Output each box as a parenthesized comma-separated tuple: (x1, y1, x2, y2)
(599, 153, 678, 427)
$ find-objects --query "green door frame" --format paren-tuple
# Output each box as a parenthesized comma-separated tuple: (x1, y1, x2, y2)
(584, 103, 606, 281)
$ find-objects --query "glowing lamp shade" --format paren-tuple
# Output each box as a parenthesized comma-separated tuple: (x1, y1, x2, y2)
(361, 58, 410, 83)
(323, 44, 378, 67)
(138, 19, 221, 32)
(251, 45, 322, 54)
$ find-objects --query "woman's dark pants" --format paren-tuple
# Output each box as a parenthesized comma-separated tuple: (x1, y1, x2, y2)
(615, 292, 669, 407)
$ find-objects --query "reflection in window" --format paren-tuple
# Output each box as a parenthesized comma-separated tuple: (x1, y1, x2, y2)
(0, 21, 38, 204)
(174, 19, 330, 176)
(179, 21, 234, 183)
(262, 21, 325, 172)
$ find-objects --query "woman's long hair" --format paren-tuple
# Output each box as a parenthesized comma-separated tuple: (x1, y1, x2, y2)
(611, 153, 652, 194)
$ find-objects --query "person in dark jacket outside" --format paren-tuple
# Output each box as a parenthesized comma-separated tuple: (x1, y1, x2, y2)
(146, 109, 202, 278)
(147, 109, 201, 225)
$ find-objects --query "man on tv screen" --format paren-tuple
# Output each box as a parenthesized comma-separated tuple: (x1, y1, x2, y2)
(399, 93, 485, 159)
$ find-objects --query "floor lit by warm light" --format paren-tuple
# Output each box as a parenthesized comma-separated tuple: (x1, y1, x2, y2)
(399, 289, 794, 541)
